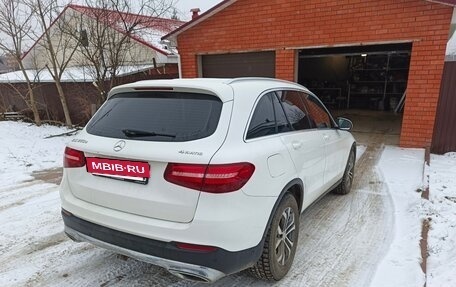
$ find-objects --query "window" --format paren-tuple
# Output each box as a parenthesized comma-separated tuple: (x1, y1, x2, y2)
(303, 93, 333, 129)
(246, 93, 276, 139)
(277, 90, 313, 131)
(86, 92, 223, 142)
(79, 29, 88, 47)
(271, 93, 292, 133)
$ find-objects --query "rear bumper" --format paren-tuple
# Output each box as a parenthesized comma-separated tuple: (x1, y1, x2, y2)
(62, 210, 262, 282)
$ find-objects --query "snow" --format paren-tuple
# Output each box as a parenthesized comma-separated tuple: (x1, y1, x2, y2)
(0, 121, 75, 188)
(427, 152, 456, 287)
(1, 122, 455, 286)
(135, 25, 181, 55)
(0, 121, 77, 286)
(447, 31, 456, 56)
(370, 146, 426, 287)
(356, 144, 367, 161)
(0, 65, 155, 83)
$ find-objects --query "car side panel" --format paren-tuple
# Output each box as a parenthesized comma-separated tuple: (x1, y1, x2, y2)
(280, 130, 326, 209)
(209, 136, 297, 198)
(322, 129, 351, 186)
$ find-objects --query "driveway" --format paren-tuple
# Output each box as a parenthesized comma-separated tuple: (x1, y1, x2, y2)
(0, 135, 395, 287)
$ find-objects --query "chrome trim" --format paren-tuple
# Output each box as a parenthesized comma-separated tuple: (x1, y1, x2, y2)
(64, 226, 225, 283)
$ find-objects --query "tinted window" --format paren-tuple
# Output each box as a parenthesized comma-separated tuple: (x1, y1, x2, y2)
(271, 93, 292, 133)
(303, 94, 333, 129)
(86, 92, 223, 142)
(278, 90, 312, 131)
(246, 94, 276, 139)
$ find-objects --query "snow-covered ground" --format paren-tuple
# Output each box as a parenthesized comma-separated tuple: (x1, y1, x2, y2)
(370, 147, 426, 287)
(427, 152, 456, 287)
(0, 121, 74, 188)
(0, 121, 454, 287)
(0, 121, 77, 287)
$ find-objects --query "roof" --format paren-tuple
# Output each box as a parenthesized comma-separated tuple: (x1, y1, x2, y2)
(69, 5, 185, 55)
(22, 4, 185, 60)
(447, 31, 456, 55)
(162, 0, 235, 41)
(109, 77, 308, 102)
(427, 0, 456, 6)
(0, 65, 155, 83)
(162, 0, 456, 40)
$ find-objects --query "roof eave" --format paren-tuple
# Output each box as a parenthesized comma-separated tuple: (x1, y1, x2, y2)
(162, 0, 237, 41)
(426, 0, 456, 6)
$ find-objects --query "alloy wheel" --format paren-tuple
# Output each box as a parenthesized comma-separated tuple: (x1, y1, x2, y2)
(275, 207, 296, 266)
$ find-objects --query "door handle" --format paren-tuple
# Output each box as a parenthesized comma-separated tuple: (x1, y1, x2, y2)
(292, 141, 302, 150)
(323, 134, 330, 141)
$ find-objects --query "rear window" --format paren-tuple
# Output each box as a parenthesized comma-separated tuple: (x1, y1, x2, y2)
(86, 92, 223, 142)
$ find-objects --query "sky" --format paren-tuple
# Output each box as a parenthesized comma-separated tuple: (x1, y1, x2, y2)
(174, 0, 222, 20)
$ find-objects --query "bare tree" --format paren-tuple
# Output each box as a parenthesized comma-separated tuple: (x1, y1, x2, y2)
(0, 0, 42, 125)
(61, 0, 177, 105)
(26, 0, 78, 127)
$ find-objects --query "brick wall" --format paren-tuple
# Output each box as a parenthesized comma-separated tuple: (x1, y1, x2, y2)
(176, 0, 453, 148)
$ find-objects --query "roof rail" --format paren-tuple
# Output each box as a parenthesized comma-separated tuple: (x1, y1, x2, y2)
(227, 77, 296, 85)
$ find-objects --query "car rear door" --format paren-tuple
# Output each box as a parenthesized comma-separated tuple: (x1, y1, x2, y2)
(64, 90, 232, 223)
(276, 90, 327, 205)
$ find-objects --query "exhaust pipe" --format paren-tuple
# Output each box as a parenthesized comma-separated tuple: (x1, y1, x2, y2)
(168, 269, 211, 283)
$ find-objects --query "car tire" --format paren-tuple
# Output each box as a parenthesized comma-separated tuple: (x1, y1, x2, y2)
(249, 193, 299, 281)
(333, 147, 356, 195)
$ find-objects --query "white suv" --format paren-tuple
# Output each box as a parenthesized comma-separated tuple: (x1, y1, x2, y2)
(60, 78, 355, 282)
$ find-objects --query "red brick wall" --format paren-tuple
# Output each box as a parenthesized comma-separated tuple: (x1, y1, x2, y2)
(177, 0, 453, 148)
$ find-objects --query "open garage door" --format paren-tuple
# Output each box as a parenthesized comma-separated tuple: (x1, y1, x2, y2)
(298, 43, 412, 144)
(201, 51, 275, 78)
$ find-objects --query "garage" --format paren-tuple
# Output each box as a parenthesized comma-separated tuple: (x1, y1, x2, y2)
(201, 51, 275, 78)
(299, 43, 411, 111)
(298, 43, 412, 142)
(164, 0, 455, 148)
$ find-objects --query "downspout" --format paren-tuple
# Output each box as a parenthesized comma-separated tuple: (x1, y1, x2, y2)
(177, 53, 183, 79)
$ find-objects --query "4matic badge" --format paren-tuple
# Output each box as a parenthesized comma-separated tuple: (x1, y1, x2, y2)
(178, 150, 203, 156)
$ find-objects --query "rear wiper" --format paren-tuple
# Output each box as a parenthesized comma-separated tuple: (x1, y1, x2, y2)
(122, 129, 176, 138)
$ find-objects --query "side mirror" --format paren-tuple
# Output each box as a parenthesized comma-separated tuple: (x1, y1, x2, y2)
(337, 117, 353, 131)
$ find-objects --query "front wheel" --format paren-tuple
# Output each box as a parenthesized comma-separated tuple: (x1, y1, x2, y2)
(249, 194, 299, 281)
(333, 148, 355, 195)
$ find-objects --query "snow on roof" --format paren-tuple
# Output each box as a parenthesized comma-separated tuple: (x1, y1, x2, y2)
(69, 5, 185, 55)
(447, 31, 456, 56)
(0, 65, 155, 83)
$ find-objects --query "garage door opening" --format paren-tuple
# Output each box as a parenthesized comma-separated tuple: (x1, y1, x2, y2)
(298, 43, 412, 144)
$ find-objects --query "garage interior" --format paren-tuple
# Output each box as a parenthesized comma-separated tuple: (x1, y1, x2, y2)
(298, 43, 412, 144)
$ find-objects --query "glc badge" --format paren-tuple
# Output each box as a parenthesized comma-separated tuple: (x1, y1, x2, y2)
(113, 140, 126, 152)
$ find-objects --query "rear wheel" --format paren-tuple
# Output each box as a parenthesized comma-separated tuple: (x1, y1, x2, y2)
(333, 148, 355, 195)
(249, 194, 299, 281)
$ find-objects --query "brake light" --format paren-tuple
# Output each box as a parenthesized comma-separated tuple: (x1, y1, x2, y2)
(164, 162, 255, 193)
(64, 147, 86, 168)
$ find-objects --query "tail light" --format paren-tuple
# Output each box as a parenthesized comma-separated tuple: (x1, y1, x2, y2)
(64, 147, 86, 168)
(164, 162, 255, 193)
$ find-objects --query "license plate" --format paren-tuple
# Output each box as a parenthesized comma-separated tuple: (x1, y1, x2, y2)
(86, 157, 150, 182)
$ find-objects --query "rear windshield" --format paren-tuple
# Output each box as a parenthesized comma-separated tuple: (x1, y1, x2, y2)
(86, 92, 223, 142)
